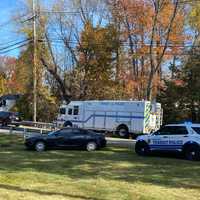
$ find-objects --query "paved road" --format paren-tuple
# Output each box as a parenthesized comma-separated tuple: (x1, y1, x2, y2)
(0, 126, 136, 148)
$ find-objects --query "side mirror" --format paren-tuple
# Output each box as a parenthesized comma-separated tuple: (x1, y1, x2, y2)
(153, 131, 160, 135)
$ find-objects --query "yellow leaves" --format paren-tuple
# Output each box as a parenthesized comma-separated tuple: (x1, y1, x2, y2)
(0, 74, 7, 95)
(189, 3, 200, 31)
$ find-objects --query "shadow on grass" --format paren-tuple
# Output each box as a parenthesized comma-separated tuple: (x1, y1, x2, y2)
(0, 184, 103, 200)
(0, 134, 200, 191)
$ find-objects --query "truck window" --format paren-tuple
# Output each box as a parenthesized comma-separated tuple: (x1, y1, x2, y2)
(60, 108, 66, 115)
(73, 106, 79, 115)
(68, 108, 72, 115)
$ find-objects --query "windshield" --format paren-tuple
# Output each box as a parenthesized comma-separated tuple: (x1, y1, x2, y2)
(192, 127, 200, 135)
(60, 108, 66, 115)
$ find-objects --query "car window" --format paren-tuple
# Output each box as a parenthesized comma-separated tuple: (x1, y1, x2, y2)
(157, 126, 173, 135)
(172, 126, 188, 135)
(48, 129, 73, 137)
(192, 127, 200, 135)
(58, 129, 74, 137)
(158, 126, 188, 135)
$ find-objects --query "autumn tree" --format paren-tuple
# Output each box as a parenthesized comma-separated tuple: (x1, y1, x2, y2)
(13, 1, 58, 121)
(39, 0, 112, 102)
(0, 56, 17, 94)
(76, 22, 122, 99)
(109, 0, 185, 100)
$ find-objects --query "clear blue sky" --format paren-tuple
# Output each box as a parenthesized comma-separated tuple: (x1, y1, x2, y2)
(0, 0, 28, 58)
(0, 0, 21, 57)
(0, 0, 55, 58)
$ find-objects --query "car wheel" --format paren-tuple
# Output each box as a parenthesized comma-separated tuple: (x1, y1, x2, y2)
(35, 141, 46, 152)
(135, 141, 150, 156)
(184, 145, 200, 161)
(86, 142, 97, 151)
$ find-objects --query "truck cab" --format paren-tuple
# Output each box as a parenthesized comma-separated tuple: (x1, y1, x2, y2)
(57, 102, 82, 127)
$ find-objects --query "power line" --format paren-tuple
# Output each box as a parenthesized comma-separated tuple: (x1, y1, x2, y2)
(0, 39, 31, 52)
(37, 39, 200, 56)
(0, 41, 32, 54)
(0, 38, 27, 47)
(37, 38, 194, 48)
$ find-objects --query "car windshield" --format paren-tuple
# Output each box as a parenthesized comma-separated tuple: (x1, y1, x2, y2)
(192, 127, 200, 135)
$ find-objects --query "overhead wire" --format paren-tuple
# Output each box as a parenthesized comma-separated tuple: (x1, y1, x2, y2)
(0, 0, 199, 55)
(0, 39, 32, 54)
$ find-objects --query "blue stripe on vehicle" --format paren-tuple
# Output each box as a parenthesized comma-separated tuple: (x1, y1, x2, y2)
(150, 145, 182, 147)
(71, 114, 144, 123)
(150, 145, 182, 150)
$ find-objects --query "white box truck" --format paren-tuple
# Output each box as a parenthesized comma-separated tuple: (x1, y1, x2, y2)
(56, 100, 162, 138)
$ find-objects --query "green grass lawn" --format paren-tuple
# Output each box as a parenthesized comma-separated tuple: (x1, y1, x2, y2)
(0, 134, 200, 200)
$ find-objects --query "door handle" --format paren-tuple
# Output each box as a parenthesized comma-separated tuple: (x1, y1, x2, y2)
(183, 135, 188, 137)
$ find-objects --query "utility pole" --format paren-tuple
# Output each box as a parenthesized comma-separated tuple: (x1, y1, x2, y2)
(33, 0, 37, 122)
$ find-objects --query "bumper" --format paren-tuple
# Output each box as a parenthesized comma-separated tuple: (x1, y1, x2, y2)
(24, 140, 35, 149)
(100, 139, 107, 148)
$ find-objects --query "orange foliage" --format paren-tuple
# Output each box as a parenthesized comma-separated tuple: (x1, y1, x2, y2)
(110, 0, 186, 99)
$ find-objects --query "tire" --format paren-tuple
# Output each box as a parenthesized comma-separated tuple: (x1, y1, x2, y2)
(135, 141, 150, 156)
(184, 145, 200, 161)
(116, 125, 129, 138)
(63, 121, 72, 127)
(35, 141, 46, 152)
(86, 141, 97, 152)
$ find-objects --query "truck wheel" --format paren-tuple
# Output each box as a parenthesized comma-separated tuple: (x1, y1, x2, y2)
(116, 125, 129, 138)
(184, 145, 200, 161)
(64, 121, 72, 127)
(135, 141, 150, 156)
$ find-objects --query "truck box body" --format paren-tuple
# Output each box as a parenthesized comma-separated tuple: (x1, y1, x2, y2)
(57, 100, 162, 134)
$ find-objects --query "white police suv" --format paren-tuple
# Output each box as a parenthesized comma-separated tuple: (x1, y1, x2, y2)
(135, 123, 200, 161)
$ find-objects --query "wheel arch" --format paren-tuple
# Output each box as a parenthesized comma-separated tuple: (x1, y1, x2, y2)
(116, 124, 129, 131)
(63, 121, 73, 127)
(34, 139, 47, 146)
(136, 139, 149, 146)
(182, 141, 200, 152)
